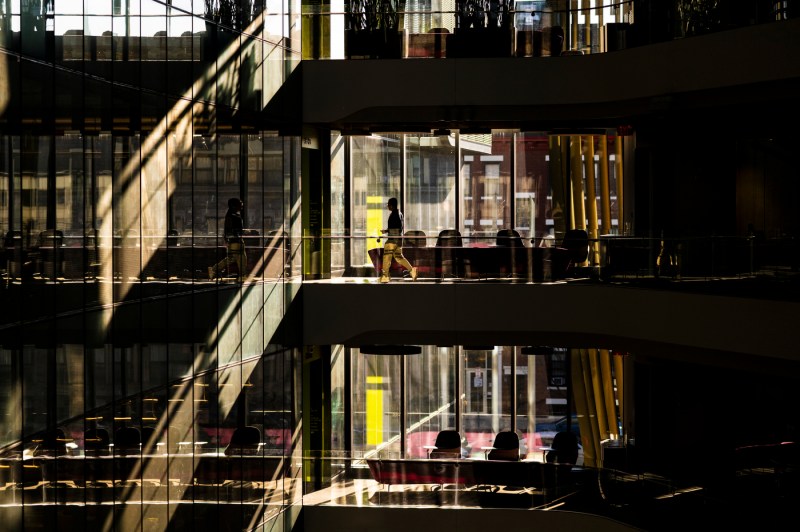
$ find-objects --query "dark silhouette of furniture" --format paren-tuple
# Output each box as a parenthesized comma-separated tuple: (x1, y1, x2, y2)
(546, 431, 580, 465)
(486, 430, 521, 461)
(113, 427, 142, 456)
(403, 229, 429, 276)
(428, 429, 463, 459)
(494, 229, 527, 278)
(436, 229, 464, 278)
(559, 229, 589, 277)
(225, 426, 262, 456)
(472, 460, 573, 493)
(84, 428, 111, 456)
(31, 428, 71, 457)
(37, 229, 65, 278)
(367, 458, 475, 492)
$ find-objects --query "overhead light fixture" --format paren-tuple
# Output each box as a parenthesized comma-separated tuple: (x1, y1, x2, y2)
(463, 345, 495, 351)
(359, 345, 422, 355)
(521, 346, 555, 356)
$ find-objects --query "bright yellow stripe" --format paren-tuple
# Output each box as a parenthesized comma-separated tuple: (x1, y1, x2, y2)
(366, 376, 384, 445)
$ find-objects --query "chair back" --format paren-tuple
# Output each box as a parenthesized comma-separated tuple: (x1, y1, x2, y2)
(487, 430, 520, 461)
(496, 229, 523, 247)
(546, 430, 579, 464)
(84, 428, 111, 456)
(436, 229, 462, 248)
(403, 230, 427, 248)
(562, 229, 589, 263)
(113, 427, 142, 455)
(225, 426, 262, 456)
(33, 428, 71, 457)
(429, 429, 462, 459)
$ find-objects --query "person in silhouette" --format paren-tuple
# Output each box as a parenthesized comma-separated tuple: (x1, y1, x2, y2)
(379, 197, 417, 283)
(209, 197, 247, 282)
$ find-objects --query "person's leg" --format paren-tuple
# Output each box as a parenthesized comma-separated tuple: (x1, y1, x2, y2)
(229, 242, 245, 281)
(394, 247, 417, 280)
(381, 243, 396, 282)
(239, 246, 247, 281)
(209, 250, 230, 279)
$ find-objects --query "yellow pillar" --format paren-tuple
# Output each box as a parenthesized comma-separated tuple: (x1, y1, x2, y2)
(613, 352, 625, 438)
(598, 1, 604, 52)
(584, 136, 599, 264)
(599, 349, 619, 439)
(588, 349, 609, 442)
(366, 375, 384, 445)
(583, 1, 591, 53)
(599, 135, 612, 234)
(572, 349, 599, 468)
(615, 135, 625, 234)
(570, 135, 585, 231)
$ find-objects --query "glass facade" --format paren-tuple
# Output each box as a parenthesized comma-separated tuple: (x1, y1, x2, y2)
(1, 1, 303, 529)
(348, 131, 623, 264)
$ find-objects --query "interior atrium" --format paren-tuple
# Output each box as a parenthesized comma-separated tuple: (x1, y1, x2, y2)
(1, 1, 800, 531)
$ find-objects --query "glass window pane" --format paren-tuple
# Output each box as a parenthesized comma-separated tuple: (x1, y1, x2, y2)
(462, 346, 510, 458)
(405, 133, 456, 240)
(350, 135, 401, 268)
(405, 346, 456, 458)
(352, 349, 401, 457)
(515, 132, 553, 242)
(460, 132, 511, 245)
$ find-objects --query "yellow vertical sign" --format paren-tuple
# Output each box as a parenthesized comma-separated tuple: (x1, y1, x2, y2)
(366, 375, 384, 445)
(367, 195, 385, 263)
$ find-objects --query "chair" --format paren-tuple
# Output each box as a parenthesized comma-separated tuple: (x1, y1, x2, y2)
(546, 431, 579, 465)
(487, 430, 521, 461)
(428, 429, 463, 459)
(495, 229, 527, 278)
(84, 428, 111, 456)
(557, 229, 589, 277)
(495, 229, 524, 248)
(37, 229, 65, 278)
(32, 428, 72, 457)
(225, 426, 262, 456)
(435, 229, 463, 278)
(563, 229, 589, 264)
(403, 230, 429, 275)
(113, 427, 142, 455)
(403, 230, 427, 248)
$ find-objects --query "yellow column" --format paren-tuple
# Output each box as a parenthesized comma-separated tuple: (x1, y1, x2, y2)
(599, 135, 612, 235)
(366, 375, 384, 445)
(570, 135, 585, 231)
(584, 136, 599, 265)
(583, 1, 591, 53)
(613, 352, 625, 438)
(588, 349, 609, 442)
(615, 135, 625, 234)
(598, 1, 604, 53)
(599, 349, 619, 439)
(571, 349, 599, 468)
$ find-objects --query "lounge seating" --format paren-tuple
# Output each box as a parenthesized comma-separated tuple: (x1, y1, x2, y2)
(428, 429, 464, 459)
(367, 458, 475, 490)
(546, 431, 580, 465)
(225, 426, 263, 456)
(486, 430, 522, 461)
